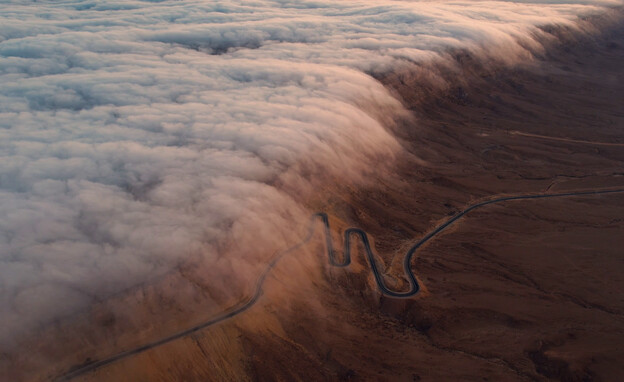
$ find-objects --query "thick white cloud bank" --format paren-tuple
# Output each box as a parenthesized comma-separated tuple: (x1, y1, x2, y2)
(0, 0, 620, 346)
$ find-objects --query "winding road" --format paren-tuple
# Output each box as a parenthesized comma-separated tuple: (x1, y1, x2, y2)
(56, 187, 624, 381)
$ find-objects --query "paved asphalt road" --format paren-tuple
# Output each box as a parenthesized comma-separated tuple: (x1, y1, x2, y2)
(57, 188, 624, 381)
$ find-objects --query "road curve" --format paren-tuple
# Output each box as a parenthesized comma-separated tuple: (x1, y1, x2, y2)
(56, 187, 624, 381)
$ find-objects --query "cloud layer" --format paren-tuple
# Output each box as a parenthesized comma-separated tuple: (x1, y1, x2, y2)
(0, 0, 620, 346)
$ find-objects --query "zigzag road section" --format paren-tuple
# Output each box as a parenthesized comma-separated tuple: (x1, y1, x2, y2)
(55, 188, 624, 381)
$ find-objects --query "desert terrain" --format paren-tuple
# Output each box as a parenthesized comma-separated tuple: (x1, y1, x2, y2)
(4, 16, 624, 382)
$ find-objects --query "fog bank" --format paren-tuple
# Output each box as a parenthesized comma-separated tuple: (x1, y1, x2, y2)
(0, 0, 621, 346)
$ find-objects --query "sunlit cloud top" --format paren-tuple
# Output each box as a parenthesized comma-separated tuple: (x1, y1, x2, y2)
(0, 0, 620, 346)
